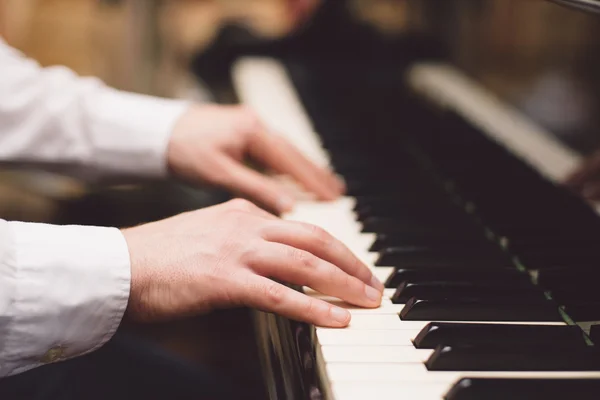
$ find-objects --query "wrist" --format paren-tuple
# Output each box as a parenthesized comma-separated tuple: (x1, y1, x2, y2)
(120, 226, 154, 322)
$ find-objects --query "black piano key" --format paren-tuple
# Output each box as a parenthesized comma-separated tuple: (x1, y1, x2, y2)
(391, 281, 546, 304)
(347, 182, 444, 197)
(384, 267, 526, 288)
(496, 227, 600, 247)
(426, 345, 600, 371)
(413, 322, 588, 349)
(591, 325, 600, 345)
(399, 297, 562, 322)
(370, 235, 492, 252)
(550, 286, 600, 303)
(445, 378, 600, 400)
(376, 255, 515, 269)
(537, 267, 600, 289)
(356, 203, 466, 220)
(355, 199, 459, 220)
(505, 234, 600, 249)
(353, 194, 454, 211)
(376, 246, 511, 267)
(561, 303, 600, 322)
(516, 252, 600, 270)
(361, 217, 475, 234)
(378, 243, 505, 257)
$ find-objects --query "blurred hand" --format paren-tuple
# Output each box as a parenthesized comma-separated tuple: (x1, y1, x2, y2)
(564, 150, 600, 201)
(286, 0, 322, 29)
(122, 199, 383, 327)
(167, 104, 344, 213)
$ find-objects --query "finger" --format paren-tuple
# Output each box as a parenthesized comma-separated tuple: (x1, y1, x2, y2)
(249, 242, 381, 307)
(565, 157, 600, 187)
(249, 131, 345, 200)
(215, 155, 296, 213)
(261, 220, 384, 291)
(582, 182, 600, 201)
(241, 275, 351, 328)
(225, 198, 280, 221)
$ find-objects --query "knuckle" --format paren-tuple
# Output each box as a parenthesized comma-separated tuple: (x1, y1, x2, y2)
(264, 283, 285, 307)
(236, 106, 262, 134)
(288, 247, 317, 269)
(330, 265, 353, 291)
(341, 270, 353, 289)
(227, 198, 255, 213)
(304, 223, 332, 247)
(326, 263, 341, 282)
(353, 258, 371, 281)
(304, 298, 317, 318)
(239, 241, 262, 263)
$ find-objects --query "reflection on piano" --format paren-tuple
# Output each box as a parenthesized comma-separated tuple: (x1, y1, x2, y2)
(228, 0, 600, 398)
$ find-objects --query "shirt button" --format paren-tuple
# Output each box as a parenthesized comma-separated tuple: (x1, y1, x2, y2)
(41, 346, 65, 363)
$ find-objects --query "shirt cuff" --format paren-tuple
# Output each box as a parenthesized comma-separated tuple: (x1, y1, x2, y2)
(0, 221, 131, 377)
(85, 87, 190, 178)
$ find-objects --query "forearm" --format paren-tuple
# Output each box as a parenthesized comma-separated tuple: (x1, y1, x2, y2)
(0, 37, 189, 178)
(0, 219, 131, 377)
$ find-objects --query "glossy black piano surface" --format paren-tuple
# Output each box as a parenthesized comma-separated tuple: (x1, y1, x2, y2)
(216, 1, 600, 399)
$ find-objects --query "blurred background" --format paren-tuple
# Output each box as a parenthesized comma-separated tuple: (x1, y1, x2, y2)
(0, 0, 413, 223)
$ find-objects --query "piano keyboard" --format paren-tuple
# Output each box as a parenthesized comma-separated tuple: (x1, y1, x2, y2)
(232, 57, 600, 399)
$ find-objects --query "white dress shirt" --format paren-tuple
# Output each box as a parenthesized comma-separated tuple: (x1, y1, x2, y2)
(0, 37, 190, 377)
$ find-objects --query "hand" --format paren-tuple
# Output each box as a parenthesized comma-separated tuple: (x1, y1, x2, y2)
(167, 104, 344, 213)
(564, 150, 600, 201)
(286, 0, 322, 29)
(122, 199, 383, 327)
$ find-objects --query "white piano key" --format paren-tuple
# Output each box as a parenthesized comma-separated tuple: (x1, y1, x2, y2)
(322, 315, 567, 332)
(317, 329, 418, 346)
(306, 294, 404, 315)
(304, 287, 394, 300)
(321, 314, 405, 330)
(283, 198, 383, 267)
(327, 363, 430, 383)
(316, 319, 567, 347)
(374, 267, 395, 283)
(360, 232, 377, 248)
(326, 363, 600, 384)
(232, 57, 329, 167)
(331, 382, 449, 400)
(233, 57, 586, 400)
(321, 345, 432, 363)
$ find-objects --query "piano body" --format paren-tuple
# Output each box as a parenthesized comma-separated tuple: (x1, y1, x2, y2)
(228, 0, 600, 399)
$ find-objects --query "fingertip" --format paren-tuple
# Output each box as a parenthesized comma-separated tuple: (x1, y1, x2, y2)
(276, 196, 296, 213)
(325, 174, 346, 199)
(365, 285, 383, 306)
(330, 306, 351, 327)
(370, 275, 385, 292)
(582, 184, 600, 200)
(321, 183, 344, 201)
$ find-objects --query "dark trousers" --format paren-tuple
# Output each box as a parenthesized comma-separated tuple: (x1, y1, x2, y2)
(0, 333, 241, 400)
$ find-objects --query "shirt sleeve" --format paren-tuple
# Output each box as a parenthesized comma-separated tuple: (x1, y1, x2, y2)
(0, 37, 190, 177)
(0, 219, 131, 377)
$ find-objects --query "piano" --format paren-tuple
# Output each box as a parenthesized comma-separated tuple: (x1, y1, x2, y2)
(226, 0, 600, 398)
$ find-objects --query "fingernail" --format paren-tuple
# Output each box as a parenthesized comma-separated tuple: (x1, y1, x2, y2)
(277, 196, 295, 212)
(331, 307, 350, 324)
(370, 275, 385, 292)
(365, 285, 382, 303)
